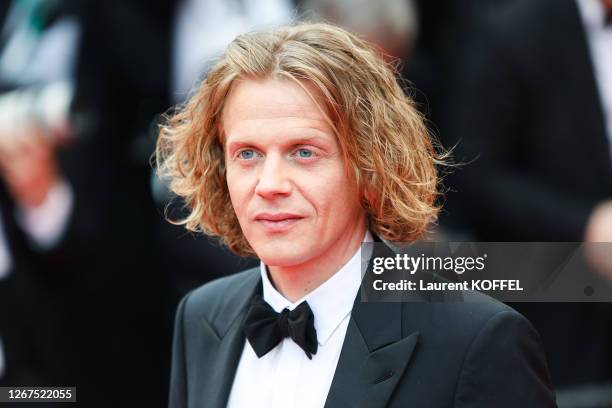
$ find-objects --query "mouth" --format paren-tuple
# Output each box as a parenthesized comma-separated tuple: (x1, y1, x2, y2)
(254, 213, 304, 232)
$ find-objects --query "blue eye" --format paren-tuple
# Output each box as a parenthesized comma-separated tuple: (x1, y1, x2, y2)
(296, 148, 313, 158)
(238, 149, 256, 160)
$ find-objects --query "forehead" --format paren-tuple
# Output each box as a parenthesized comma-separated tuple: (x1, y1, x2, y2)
(221, 77, 335, 143)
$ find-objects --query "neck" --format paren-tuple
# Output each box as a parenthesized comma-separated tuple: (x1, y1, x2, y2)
(267, 216, 367, 303)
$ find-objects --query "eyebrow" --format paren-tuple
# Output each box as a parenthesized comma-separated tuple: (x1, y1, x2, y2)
(225, 131, 333, 153)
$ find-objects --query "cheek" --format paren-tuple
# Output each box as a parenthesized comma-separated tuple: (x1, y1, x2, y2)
(304, 164, 359, 218)
(226, 168, 248, 215)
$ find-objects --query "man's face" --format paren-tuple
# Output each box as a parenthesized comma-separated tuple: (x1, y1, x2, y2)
(223, 77, 365, 269)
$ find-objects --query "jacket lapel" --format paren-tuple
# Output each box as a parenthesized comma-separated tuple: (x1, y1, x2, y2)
(203, 314, 249, 408)
(325, 239, 420, 408)
(195, 271, 263, 408)
(325, 301, 419, 408)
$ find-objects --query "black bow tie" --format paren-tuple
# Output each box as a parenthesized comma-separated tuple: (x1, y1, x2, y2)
(244, 295, 318, 359)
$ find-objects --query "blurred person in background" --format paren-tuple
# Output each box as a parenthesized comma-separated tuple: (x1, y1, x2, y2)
(298, 0, 418, 61)
(0, 0, 81, 389)
(0, 2, 176, 406)
(298, 0, 439, 129)
(447, 0, 612, 404)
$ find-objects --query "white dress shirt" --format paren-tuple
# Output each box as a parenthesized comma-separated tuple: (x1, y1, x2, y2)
(227, 230, 372, 408)
(576, 0, 612, 159)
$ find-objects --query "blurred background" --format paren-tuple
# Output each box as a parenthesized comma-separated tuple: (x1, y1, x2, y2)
(0, 0, 610, 407)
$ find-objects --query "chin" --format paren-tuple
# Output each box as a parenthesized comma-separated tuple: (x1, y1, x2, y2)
(252, 240, 315, 268)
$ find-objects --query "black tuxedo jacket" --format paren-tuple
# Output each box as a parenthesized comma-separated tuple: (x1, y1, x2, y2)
(169, 244, 556, 407)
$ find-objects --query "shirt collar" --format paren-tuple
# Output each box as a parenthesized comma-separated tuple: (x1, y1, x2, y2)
(576, 0, 609, 30)
(260, 229, 373, 346)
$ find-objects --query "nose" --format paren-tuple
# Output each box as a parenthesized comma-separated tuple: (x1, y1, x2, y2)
(254, 153, 292, 199)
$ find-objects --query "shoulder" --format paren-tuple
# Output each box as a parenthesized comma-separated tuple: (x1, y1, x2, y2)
(444, 288, 539, 347)
(406, 288, 538, 349)
(398, 291, 555, 406)
(399, 288, 540, 369)
(426, 289, 528, 336)
(449, 293, 556, 406)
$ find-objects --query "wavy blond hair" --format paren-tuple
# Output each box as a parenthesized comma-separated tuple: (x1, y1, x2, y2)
(155, 22, 445, 256)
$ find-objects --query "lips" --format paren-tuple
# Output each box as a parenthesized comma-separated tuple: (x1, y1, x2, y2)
(253, 212, 304, 232)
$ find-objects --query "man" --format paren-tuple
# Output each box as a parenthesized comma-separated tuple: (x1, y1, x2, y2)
(157, 23, 556, 407)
